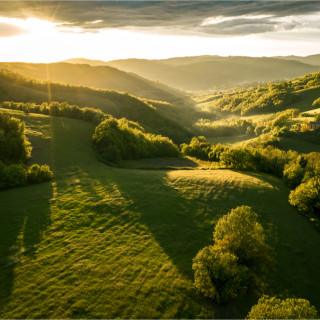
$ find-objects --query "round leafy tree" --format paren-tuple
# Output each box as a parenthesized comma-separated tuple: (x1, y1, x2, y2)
(193, 206, 273, 303)
(289, 177, 320, 214)
(193, 246, 249, 303)
(247, 295, 318, 319)
(213, 206, 274, 281)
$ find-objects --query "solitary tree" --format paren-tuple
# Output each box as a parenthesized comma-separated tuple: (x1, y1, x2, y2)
(213, 206, 274, 282)
(192, 206, 274, 303)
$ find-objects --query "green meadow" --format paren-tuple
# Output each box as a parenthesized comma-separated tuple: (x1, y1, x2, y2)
(1, 109, 320, 318)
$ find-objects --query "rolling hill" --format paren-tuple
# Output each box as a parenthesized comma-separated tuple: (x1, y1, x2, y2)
(1, 108, 320, 318)
(0, 68, 193, 142)
(274, 54, 320, 66)
(0, 62, 189, 105)
(106, 57, 319, 91)
(65, 56, 320, 92)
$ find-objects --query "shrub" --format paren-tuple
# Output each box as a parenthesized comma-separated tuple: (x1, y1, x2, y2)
(180, 137, 212, 160)
(92, 118, 179, 163)
(247, 295, 318, 319)
(289, 177, 320, 214)
(0, 112, 32, 163)
(283, 160, 305, 189)
(27, 164, 53, 183)
(220, 148, 257, 171)
(3, 164, 27, 187)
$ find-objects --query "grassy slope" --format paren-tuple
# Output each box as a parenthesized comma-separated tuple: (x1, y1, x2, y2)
(0, 69, 193, 142)
(291, 86, 320, 112)
(1, 109, 320, 318)
(0, 62, 189, 106)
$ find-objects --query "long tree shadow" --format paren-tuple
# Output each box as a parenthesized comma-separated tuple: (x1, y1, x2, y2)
(0, 181, 52, 304)
(81, 167, 266, 318)
(93, 168, 243, 278)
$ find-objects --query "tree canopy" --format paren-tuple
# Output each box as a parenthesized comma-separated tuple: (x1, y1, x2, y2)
(247, 295, 318, 319)
(192, 206, 273, 303)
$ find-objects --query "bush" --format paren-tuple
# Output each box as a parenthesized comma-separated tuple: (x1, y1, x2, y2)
(180, 137, 212, 160)
(92, 118, 179, 163)
(289, 177, 320, 214)
(220, 148, 257, 171)
(193, 246, 248, 303)
(27, 164, 53, 183)
(247, 295, 318, 319)
(0, 112, 32, 163)
(3, 164, 27, 188)
(283, 160, 305, 189)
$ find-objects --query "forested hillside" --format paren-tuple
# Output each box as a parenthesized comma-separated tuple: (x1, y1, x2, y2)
(0, 69, 192, 143)
(0, 62, 189, 105)
(195, 71, 320, 115)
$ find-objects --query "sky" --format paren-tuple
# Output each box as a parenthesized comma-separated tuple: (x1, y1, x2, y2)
(0, 1, 320, 62)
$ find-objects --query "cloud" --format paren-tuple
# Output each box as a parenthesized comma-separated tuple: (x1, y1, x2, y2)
(0, 1, 319, 36)
(0, 21, 28, 37)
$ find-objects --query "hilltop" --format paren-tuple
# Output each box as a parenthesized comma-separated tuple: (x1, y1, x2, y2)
(274, 54, 320, 66)
(65, 56, 320, 91)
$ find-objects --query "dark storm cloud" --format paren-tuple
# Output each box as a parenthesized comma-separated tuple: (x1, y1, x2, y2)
(0, 1, 319, 36)
(0, 22, 28, 37)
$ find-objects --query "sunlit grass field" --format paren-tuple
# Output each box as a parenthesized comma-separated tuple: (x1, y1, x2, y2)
(1, 109, 320, 318)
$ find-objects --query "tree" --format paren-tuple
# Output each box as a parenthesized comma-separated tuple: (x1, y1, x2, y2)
(3, 164, 27, 187)
(27, 164, 53, 183)
(289, 178, 320, 214)
(247, 295, 318, 319)
(213, 206, 274, 278)
(193, 246, 248, 303)
(192, 206, 273, 303)
(283, 160, 305, 189)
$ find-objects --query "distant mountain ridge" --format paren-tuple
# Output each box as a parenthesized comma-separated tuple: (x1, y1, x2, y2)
(273, 54, 320, 66)
(64, 55, 320, 91)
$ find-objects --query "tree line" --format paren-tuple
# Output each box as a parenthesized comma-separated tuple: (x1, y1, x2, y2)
(92, 118, 179, 163)
(1, 101, 106, 124)
(181, 137, 320, 227)
(0, 111, 52, 190)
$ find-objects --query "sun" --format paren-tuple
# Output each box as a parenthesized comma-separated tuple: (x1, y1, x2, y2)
(0, 16, 58, 36)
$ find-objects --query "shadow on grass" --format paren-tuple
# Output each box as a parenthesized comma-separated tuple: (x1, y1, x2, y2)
(0, 181, 52, 303)
(76, 167, 263, 318)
